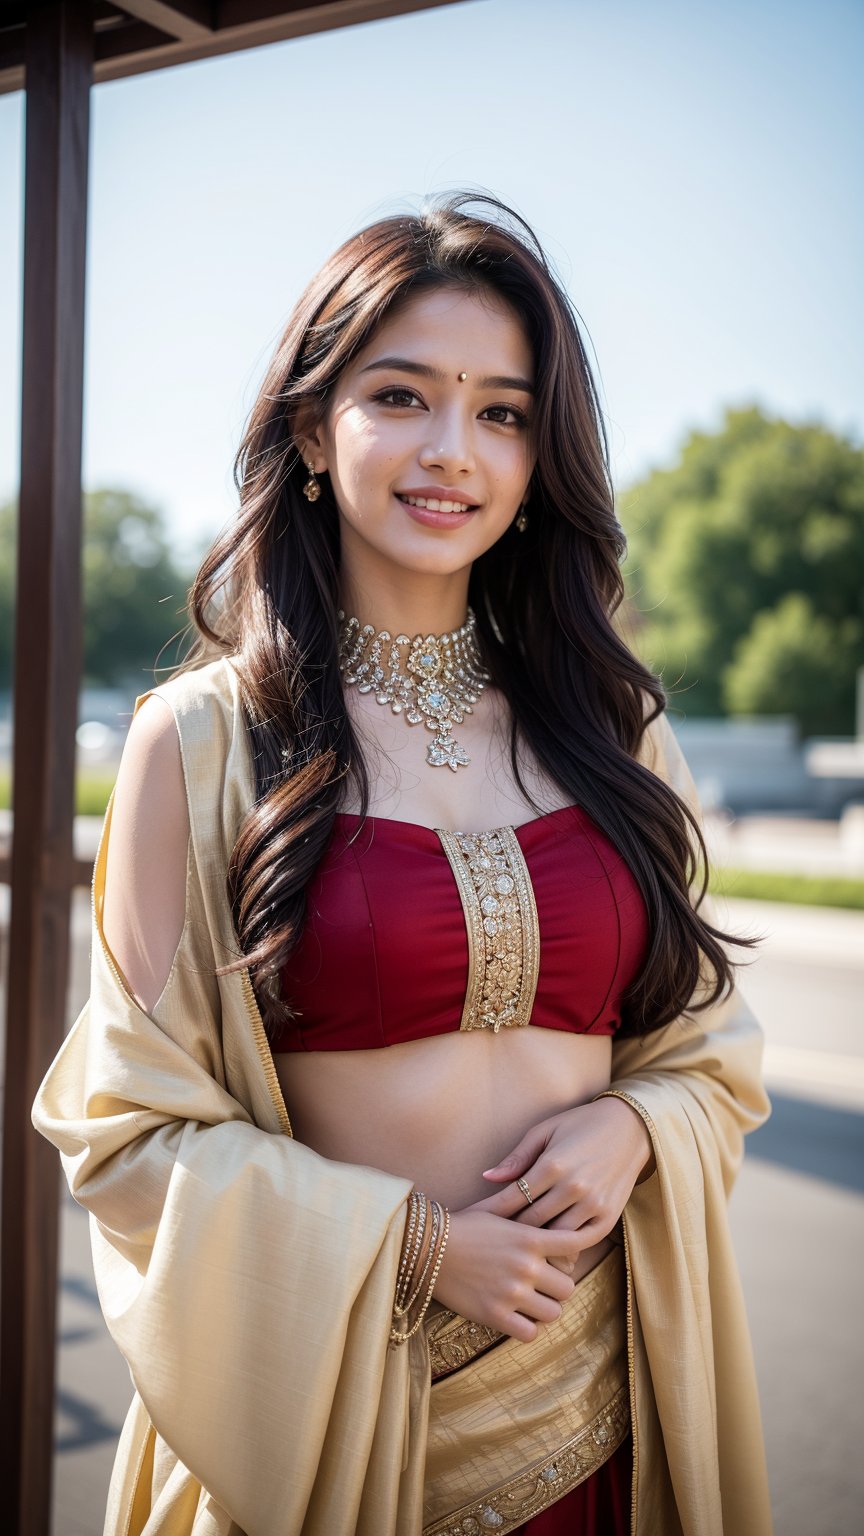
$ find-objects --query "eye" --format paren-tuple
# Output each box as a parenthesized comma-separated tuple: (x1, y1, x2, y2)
(482, 404, 530, 428)
(373, 387, 421, 408)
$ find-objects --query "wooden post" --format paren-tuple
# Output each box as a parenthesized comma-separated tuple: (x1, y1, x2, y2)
(0, 4, 92, 1531)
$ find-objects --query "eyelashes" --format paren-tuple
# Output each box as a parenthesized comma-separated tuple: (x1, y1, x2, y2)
(371, 386, 530, 429)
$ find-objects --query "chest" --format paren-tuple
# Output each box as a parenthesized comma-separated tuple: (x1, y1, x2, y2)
(341, 680, 570, 831)
(272, 805, 649, 1053)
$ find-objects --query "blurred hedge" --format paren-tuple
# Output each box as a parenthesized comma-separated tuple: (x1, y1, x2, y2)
(708, 865, 864, 911)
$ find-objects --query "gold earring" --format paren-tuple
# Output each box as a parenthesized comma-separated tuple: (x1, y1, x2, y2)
(302, 460, 321, 502)
(516, 499, 529, 534)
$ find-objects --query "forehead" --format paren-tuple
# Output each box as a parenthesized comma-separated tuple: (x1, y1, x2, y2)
(352, 286, 534, 374)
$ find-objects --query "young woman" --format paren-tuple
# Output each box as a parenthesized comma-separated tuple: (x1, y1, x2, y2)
(33, 192, 773, 1535)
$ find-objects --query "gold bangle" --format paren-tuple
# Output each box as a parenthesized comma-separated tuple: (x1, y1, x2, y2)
(394, 1197, 418, 1311)
(390, 1204, 450, 1345)
(404, 1206, 450, 1339)
(394, 1191, 427, 1314)
(395, 1190, 422, 1295)
(395, 1190, 419, 1293)
(398, 1199, 440, 1317)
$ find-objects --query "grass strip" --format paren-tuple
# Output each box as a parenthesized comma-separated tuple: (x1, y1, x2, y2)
(0, 771, 117, 818)
(709, 866, 864, 911)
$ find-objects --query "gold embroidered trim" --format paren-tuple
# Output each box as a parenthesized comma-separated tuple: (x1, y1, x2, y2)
(436, 824, 540, 1032)
(594, 1089, 654, 1535)
(426, 1307, 507, 1380)
(240, 969, 294, 1137)
(422, 1384, 631, 1535)
(621, 1210, 639, 1536)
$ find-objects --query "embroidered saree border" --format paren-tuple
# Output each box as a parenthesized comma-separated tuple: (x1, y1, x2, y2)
(422, 1247, 628, 1536)
(426, 1308, 507, 1381)
(435, 824, 540, 1032)
(423, 1386, 630, 1535)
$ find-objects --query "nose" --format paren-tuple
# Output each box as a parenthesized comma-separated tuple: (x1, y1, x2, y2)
(419, 402, 477, 476)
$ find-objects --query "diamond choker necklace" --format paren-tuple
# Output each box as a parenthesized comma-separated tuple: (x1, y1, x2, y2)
(337, 606, 492, 772)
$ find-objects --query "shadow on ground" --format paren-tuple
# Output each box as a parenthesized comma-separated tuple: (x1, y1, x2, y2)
(747, 1092, 864, 1193)
(55, 1388, 124, 1454)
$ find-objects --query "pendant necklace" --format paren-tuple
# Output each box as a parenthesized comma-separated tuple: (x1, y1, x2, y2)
(336, 606, 491, 772)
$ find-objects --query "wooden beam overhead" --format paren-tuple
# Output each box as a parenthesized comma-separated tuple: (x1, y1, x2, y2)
(0, 0, 469, 93)
(105, 1, 214, 42)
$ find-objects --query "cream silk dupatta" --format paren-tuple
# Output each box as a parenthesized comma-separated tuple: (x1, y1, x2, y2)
(32, 656, 773, 1536)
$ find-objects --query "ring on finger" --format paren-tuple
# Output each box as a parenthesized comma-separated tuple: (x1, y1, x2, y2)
(517, 1177, 534, 1206)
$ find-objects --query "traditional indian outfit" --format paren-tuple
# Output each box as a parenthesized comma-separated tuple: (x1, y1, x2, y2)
(32, 655, 774, 1535)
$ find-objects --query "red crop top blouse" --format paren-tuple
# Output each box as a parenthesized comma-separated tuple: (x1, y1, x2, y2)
(271, 803, 650, 1052)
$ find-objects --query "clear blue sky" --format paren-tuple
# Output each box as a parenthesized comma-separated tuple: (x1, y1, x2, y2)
(1, 0, 861, 564)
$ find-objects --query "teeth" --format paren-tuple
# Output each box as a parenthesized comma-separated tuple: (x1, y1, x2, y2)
(399, 494, 474, 513)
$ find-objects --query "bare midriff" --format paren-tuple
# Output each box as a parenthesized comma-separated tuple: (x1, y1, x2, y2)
(273, 1026, 617, 1286)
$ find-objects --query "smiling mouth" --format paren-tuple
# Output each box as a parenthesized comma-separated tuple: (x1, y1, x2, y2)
(395, 493, 479, 513)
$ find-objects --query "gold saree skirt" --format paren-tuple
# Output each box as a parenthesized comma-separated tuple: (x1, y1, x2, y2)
(421, 1245, 630, 1536)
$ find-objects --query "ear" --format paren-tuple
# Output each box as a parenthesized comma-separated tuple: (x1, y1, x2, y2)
(291, 402, 328, 475)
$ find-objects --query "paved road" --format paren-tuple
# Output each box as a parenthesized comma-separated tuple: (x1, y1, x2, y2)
(26, 889, 864, 1534)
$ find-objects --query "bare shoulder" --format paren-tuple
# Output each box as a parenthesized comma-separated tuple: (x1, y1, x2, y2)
(102, 694, 190, 1014)
(115, 694, 189, 830)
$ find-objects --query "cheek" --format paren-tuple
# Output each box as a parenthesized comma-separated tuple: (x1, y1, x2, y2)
(490, 442, 533, 497)
(513, 436, 536, 477)
(332, 414, 395, 488)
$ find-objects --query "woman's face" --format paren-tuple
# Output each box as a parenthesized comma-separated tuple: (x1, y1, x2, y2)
(303, 285, 537, 590)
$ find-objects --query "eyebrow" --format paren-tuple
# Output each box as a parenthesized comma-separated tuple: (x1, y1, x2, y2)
(358, 356, 535, 396)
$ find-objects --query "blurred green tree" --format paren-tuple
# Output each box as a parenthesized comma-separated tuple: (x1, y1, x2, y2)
(723, 593, 861, 735)
(0, 489, 195, 690)
(619, 406, 864, 735)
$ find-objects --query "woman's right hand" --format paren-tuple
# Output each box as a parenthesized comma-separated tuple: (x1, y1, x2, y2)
(432, 1208, 580, 1342)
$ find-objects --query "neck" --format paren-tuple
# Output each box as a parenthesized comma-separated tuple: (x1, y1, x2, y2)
(337, 569, 471, 639)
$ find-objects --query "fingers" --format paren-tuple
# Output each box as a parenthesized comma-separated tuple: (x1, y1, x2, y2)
(506, 1260, 575, 1340)
(547, 1255, 577, 1277)
(465, 1182, 559, 1224)
(477, 1186, 590, 1255)
(512, 1185, 585, 1231)
(507, 1312, 542, 1344)
(504, 1290, 565, 1343)
(512, 1191, 561, 1227)
(488, 1228, 581, 1342)
(481, 1123, 551, 1183)
(491, 1167, 586, 1228)
(538, 1263, 576, 1306)
(478, 1177, 551, 1223)
(512, 1179, 623, 1241)
(529, 1290, 567, 1325)
(538, 1225, 583, 1266)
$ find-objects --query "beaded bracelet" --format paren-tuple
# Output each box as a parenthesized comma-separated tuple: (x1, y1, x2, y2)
(394, 1189, 425, 1314)
(390, 1200, 450, 1346)
(398, 1199, 441, 1317)
(396, 1189, 420, 1289)
(394, 1189, 426, 1314)
(401, 1205, 450, 1342)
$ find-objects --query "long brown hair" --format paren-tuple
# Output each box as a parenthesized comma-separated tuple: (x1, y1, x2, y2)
(179, 190, 753, 1039)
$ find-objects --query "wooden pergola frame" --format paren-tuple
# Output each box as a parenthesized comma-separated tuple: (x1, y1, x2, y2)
(0, 3, 466, 1530)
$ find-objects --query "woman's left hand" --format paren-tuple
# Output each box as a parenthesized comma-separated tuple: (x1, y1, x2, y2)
(463, 1097, 656, 1255)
